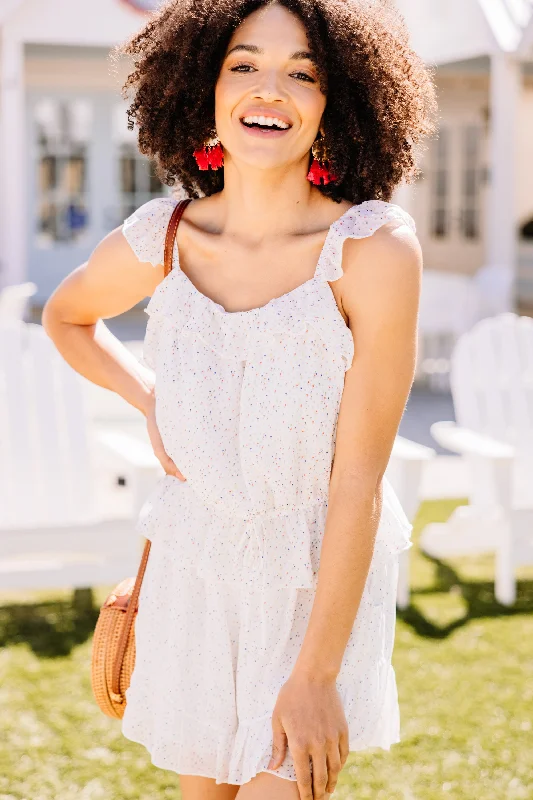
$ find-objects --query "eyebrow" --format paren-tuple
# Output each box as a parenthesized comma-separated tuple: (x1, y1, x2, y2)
(226, 44, 315, 61)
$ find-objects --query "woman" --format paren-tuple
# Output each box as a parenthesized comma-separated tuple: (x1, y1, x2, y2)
(43, 1, 436, 798)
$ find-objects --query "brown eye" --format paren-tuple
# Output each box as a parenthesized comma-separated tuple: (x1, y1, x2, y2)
(291, 71, 315, 83)
(230, 63, 256, 73)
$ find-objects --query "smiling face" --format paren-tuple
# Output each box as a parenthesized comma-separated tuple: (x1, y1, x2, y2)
(214, 2, 327, 172)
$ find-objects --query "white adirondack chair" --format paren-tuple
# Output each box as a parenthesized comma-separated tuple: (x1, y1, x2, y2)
(0, 321, 163, 591)
(417, 270, 482, 391)
(387, 436, 436, 609)
(0, 281, 37, 323)
(420, 313, 533, 605)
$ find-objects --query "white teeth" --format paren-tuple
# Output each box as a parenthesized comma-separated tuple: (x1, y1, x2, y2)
(242, 115, 290, 130)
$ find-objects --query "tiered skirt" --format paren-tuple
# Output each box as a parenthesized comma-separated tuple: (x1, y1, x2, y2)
(121, 477, 411, 785)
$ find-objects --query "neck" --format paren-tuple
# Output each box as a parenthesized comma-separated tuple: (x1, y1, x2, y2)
(214, 154, 319, 241)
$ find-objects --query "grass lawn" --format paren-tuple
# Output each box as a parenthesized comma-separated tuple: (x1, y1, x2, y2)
(1, 499, 532, 800)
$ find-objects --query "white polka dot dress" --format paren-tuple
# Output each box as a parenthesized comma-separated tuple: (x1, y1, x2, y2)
(120, 195, 416, 786)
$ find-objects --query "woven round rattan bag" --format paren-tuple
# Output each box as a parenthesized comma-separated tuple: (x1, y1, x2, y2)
(91, 540, 151, 719)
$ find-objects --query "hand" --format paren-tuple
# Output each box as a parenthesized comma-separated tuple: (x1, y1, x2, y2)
(144, 392, 186, 481)
(268, 672, 350, 799)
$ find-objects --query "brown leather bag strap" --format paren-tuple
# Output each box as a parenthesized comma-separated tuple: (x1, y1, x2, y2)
(163, 198, 192, 278)
(111, 197, 191, 701)
(111, 537, 151, 698)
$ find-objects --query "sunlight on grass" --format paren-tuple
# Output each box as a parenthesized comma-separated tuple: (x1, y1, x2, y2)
(1, 499, 532, 799)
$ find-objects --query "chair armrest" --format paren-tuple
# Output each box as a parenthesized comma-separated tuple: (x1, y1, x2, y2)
(430, 422, 515, 459)
(96, 429, 160, 469)
(391, 435, 436, 461)
(386, 437, 435, 522)
(96, 430, 163, 516)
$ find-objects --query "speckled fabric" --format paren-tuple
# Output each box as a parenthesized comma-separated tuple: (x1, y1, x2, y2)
(120, 196, 416, 786)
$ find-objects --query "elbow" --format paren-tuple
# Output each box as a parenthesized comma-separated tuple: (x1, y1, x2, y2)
(41, 291, 73, 345)
(41, 298, 52, 333)
(41, 294, 59, 338)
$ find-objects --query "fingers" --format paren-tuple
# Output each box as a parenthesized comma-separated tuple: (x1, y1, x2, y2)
(169, 461, 187, 481)
(146, 405, 186, 481)
(325, 742, 343, 795)
(148, 428, 186, 480)
(293, 737, 346, 799)
(292, 745, 314, 800)
(158, 451, 186, 481)
(311, 751, 329, 800)
(268, 715, 288, 770)
(339, 726, 350, 769)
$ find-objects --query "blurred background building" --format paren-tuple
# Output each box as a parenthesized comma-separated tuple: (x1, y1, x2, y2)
(1, 0, 532, 323)
(0, 0, 164, 313)
(396, 0, 533, 319)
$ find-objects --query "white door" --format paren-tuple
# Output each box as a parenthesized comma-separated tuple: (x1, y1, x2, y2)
(413, 116, 488, 276)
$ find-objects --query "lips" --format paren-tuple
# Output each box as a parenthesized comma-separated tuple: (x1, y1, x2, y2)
(238, 109, 293, 138)
(241, 114, 291, 130)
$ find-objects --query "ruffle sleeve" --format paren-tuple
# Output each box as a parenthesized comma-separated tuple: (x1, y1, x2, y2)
(317, 200, 417, 281)
(121, 196, 179, 267)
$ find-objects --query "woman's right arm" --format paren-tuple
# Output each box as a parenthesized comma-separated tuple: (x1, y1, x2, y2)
(42, 226, 185, 480)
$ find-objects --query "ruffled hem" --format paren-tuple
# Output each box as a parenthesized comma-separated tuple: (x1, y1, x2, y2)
(136, 476, 325, 591)
(317, 200, 417, 282)
(122, 663, 401, 786)
(135, 474, 412, 593)
(121, 708, 291, 785)
(143, 269, 354, 371)
(375, 476, 413, 562)
(122, 196, 177, 268)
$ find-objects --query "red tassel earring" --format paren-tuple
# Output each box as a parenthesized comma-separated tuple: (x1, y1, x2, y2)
(307, 133, 338, 186)
(193, 135, 224, 171)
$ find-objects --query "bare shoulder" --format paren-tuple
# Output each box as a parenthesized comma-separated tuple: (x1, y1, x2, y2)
(87, 225, 162, 294)
(346, 215, 422, 271)
(42, 223, 163, 327)
(340, 217, 423, 322)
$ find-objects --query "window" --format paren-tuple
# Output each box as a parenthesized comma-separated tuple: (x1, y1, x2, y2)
(35, 99, 92, 247)
(460, 125, 481, 240)
(113, 104, 166, 225)
(119, 144, 165, 219)
(430, 129, 450, 238)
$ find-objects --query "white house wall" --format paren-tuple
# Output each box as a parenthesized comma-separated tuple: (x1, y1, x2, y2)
(396, 0, 497, 64)
(25, 45, 131, 91)
(0, 0, 24, 26)
(6, 0, 149, 47)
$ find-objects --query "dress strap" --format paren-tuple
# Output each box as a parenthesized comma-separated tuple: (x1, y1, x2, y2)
(315, 200, 416, 282)
(122, 196, 182, 268)
(164, 199, 192, 278)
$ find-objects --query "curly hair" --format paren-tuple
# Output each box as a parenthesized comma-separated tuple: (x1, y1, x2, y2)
(111, 0, 437, 204)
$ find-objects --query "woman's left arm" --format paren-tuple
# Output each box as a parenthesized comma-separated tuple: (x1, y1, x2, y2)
(268, 221, 423, 800)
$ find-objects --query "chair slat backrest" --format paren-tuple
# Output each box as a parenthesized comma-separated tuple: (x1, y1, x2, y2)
(0, 282, 37, 323)
(451, 313, 533, 449)
(0, 322, 94, 528)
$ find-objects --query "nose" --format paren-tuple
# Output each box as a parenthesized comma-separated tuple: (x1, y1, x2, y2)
(251, 68, 288, 104)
